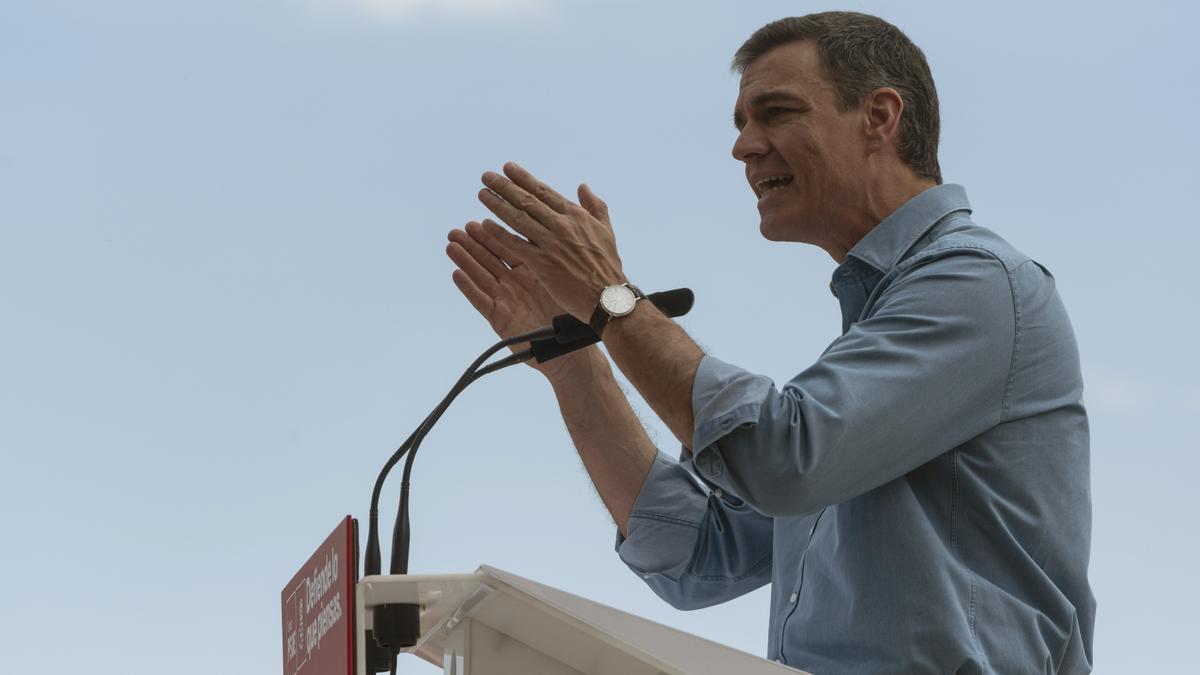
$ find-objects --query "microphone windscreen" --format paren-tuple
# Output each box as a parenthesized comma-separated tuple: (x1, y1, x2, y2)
(552, 314, 593, 343)
(530, 333, 600, 363)
(651, 288, 695, 319)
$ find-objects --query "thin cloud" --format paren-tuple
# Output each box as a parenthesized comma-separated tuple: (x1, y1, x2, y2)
(1084, 365, 1200, 423)
(329, 0, 546, 20)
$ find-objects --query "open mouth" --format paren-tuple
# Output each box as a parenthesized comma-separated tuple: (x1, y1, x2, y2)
(755, 175, 794, 201)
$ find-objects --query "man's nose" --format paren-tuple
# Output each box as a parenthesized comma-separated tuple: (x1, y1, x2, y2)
(732, 124, 768, 162)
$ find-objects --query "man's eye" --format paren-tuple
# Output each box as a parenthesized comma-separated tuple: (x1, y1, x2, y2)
(765, 107, 790, 119)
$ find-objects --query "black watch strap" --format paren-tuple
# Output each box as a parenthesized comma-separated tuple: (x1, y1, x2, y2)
(589, 283, 645, 338)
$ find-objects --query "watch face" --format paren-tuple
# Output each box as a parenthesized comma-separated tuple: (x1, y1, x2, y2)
(600, 285, 638, 316)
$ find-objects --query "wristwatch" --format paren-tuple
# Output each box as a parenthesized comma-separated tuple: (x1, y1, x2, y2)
(589, 282, 646, 338)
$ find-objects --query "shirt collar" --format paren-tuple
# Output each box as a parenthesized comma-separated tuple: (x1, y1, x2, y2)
(844, 184, 972, 274)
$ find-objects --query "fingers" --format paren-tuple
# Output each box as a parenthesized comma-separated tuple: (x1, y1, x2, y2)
(480, 218, 539, 267)
(478, 185, 552, 245)
(466, 220, 520, 267)
(448, 223, 507, 289)
(578, 183, 610, 222)
(480, 163, 569, 240)
(446, 240, 498, 297)
(448, 222, 545, 317)
(450, 268, 495, 318)
(501, 162, 572, 214)
(453, 219, 524, 270)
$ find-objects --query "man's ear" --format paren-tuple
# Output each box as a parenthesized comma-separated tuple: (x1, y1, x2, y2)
(863, 87, 904, 154)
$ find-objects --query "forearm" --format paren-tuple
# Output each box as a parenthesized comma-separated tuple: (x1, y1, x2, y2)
(546, 347, 658, 536)
(600, 301, 704, 449)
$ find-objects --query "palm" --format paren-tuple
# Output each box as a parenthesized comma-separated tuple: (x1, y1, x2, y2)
(487, 264, 559, 338)
(447, 224, 584, 378)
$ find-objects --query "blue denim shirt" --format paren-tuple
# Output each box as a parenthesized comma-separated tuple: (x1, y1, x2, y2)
(616, 185, 1095, 674)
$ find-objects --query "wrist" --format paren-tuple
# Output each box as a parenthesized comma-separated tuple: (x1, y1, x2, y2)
(543, 345, 607, 385)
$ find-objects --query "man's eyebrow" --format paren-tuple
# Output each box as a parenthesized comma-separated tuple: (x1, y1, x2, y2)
(733, 90, 809, 130)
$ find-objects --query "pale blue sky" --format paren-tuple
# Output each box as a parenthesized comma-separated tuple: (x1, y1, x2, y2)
(1, 1, 1196, 673)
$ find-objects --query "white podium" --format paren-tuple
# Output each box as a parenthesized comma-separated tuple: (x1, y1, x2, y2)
(356, 565, 808, 675)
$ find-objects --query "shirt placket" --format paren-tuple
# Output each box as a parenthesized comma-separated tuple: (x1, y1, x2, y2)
(776, 507, 827, 664)
(830, 262, 877, 334)
(774, 263, 881, 664)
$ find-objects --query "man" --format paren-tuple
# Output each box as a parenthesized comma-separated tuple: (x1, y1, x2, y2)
(445, 11, 1095, 674)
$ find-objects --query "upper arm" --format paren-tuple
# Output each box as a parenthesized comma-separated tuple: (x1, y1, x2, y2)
(691, 247, 1016, 515)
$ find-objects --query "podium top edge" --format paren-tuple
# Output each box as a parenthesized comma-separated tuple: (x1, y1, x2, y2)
(359, 572, 481, 584)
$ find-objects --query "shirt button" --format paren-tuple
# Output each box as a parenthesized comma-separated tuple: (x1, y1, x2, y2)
(708, 456, 723, 476)
(789, 592, 797, 604)
(713, 488, 724, 499)
(700, 453, 724, 477)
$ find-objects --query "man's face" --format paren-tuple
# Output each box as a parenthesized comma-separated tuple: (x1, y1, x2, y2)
(732, 41, 867, 245)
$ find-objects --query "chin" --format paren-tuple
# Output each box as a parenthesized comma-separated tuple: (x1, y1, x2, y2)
(759, 220, 785, 241)
(758, 213, 797, 242)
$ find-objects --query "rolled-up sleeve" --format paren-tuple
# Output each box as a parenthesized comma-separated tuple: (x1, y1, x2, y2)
(690, 247, 1016, 516)
(615, 451, 774, 610)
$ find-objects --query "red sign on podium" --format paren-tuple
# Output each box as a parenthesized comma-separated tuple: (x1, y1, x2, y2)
(282, 516, 357, 675)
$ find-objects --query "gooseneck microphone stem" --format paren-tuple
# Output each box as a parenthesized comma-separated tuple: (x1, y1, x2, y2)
(390, 347, 538, 573)
(363, 288, 694, 673)
(366, 287, 695, 578)
(388, 349, 531, 574)
(364, 327, 550, 577)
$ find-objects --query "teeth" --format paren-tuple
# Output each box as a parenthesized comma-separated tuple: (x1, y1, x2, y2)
(755, 175, 793, 197)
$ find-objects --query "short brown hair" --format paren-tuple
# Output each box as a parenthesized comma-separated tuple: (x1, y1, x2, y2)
(733, 12, 942, 184)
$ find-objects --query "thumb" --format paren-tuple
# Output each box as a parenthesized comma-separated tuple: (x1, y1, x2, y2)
(578, 183, 610, 222)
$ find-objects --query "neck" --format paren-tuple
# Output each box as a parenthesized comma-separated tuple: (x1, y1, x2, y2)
(821, 168, 938, 263)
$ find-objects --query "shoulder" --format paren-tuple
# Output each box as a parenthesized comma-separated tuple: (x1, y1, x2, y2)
(901, 216, 1083, 420)
(879, 216, 1059, 312)
(862, 219, 1024, 348)
(906, 216, 1031, 273)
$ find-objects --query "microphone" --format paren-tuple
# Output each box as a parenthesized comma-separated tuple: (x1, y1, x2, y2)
(387, 287, 694, 572)
(364, 286, 695, 670)
(367, 287, 694, 578)
(529, 287, 695, 363)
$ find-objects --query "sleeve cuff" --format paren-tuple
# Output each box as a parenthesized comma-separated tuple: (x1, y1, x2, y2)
(689, 354, 773, 483)
(614, 451, 709, 579)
